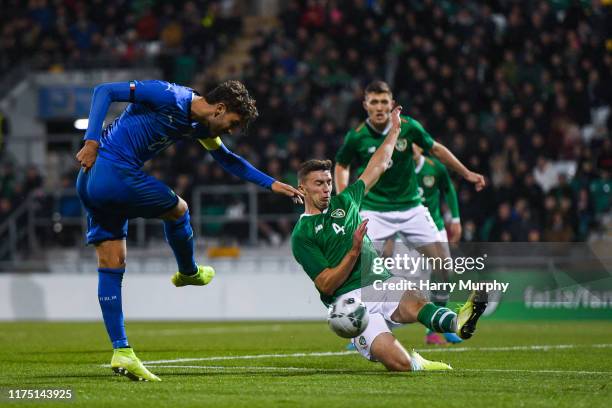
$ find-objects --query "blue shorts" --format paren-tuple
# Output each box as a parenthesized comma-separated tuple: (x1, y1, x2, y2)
(76, 157, 179, 245)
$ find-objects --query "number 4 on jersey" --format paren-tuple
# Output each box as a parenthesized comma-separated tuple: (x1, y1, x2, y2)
(332, 223, 346, 235)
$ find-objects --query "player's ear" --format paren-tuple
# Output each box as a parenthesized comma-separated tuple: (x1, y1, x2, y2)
(297, 183, 306, 195)
(215, 103, 227, 117)
(362, 100, 368, 111)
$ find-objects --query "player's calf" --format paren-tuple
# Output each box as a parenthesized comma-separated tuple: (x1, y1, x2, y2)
(371, 333, 412, 371)
(371, 333, 451, 372)
(163, 205, 198, 276)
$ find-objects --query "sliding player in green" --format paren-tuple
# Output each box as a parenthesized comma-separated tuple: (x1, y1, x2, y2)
(291, 107, 487, 371)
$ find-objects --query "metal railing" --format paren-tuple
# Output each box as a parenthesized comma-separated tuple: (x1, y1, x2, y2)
(0, 193, 38, 262)
(0, 184, 301, 262)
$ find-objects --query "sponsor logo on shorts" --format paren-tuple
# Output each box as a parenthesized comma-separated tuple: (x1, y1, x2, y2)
(331, 209, 346, 218)
(358, 336, 367, 348)
(368, 146, 376, 154)
(395, 139, 408, 152)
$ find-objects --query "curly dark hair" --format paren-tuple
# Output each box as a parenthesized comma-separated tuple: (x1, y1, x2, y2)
(205, 80, 259, 128)
(298, 159, 333, 182)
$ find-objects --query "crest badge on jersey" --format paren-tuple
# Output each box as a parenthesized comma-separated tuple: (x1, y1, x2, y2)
(423, 175, 435, 187)
(395, 139, 408, 152)
(331, 209, 346, 218)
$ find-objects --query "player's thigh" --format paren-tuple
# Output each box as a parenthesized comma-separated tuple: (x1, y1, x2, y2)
(390, 288, 428, 324)
(78, 159, 178, 219)
(95, 239, 127, 269)
(437, 230, 451, 258)
(381, 235, 397, 258)
(369, 333, 412, 372)
(366, 276, 426, 325)
(85, 210, 128, 248)
(397, 205, 439, 247)
(127, 172, 180, 219)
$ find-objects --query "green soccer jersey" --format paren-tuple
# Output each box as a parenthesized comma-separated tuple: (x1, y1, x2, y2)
(415, 155, 460, 231)
(291, 180, 392, 306)
(335, 115, 435, 212)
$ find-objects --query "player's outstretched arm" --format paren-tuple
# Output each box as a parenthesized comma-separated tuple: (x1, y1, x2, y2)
(430, 142, 486, 192)
(358, 106, 402, 194)
(314, 220, 368, 296)
(208, 142, 304, 203)
(334, 164, 350, 194)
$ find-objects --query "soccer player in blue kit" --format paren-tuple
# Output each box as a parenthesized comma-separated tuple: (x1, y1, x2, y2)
(76, 79, 303, 381)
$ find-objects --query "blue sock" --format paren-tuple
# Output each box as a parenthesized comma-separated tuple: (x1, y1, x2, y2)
(163, 210, 197, 275)
(98, 267, 129, 349)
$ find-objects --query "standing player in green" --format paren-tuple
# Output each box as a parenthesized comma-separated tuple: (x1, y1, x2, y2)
(388, 144, 464, 344)
(291, 107, 488, 371)
(335, 80, 483, 334)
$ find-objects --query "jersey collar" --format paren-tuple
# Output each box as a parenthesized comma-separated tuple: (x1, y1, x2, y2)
(300, 208, 328, 218)
(414, 155, 425, 174)
(365, 118, 392, 136)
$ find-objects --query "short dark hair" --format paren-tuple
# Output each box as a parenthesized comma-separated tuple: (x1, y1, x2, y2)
(364, 80, 392, 96)
(298, 159, 332, 182)
(205, 80, 259, 128)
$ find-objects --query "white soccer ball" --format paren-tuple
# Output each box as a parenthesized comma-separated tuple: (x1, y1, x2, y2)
(327, 297, 369, 338)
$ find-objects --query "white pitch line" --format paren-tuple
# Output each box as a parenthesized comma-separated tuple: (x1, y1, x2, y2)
(146, 365, 612, 376)
(463, 368, 612, 375)
(151, 365, 345, 372)
(140, 343, 612, 365)
(418, 343, 612, 353)
(142, 351, 356, 365)
(131, 325, 283, 337)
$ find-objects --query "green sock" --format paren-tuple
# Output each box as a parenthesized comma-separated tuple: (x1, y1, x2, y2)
(417, 303, 457, 333)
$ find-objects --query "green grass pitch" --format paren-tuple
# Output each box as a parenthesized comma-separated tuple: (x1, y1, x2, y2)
(0, 320, 610, 407)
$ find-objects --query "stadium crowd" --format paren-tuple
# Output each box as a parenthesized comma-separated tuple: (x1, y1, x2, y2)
(0, 0, 242, 80)
(198, 0, 612, 243)
(1, 0, 611, 246)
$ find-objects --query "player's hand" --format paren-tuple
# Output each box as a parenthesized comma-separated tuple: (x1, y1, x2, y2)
(390, 105, 402, 131)
(449, 222, 462, 243)
(271, 181, 304, 204)
(352, 219, 368, 253)
(465, 171, 486, 191)
(76, 140, 99, 172)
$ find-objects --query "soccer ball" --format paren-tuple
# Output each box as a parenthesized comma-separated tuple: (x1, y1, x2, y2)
(327, 297, 369, 338)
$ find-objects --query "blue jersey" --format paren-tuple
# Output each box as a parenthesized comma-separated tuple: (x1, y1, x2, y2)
(78, 79, 277, 245)
(85, 80, 213, 168)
